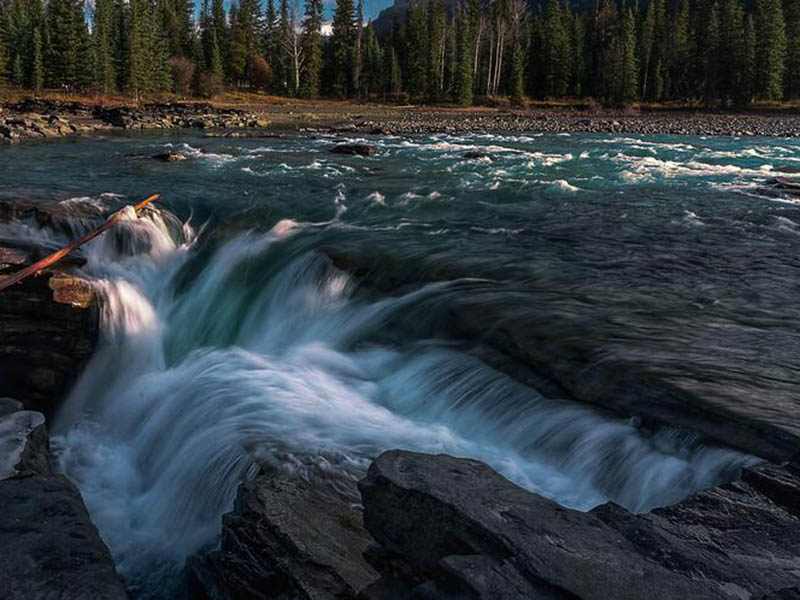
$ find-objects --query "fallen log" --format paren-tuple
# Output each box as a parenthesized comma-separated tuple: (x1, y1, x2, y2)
(0, 194, 159, 293)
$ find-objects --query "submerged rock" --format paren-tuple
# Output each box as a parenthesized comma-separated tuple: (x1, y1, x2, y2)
(319, 247, 800, 462)
(190, 473, 377, 600)
(0, 401, 127, 600)
(153, 152, 187, 162)
(462, 151, 491, 160)
(359, 451, 800, 600)
(331, 143, 377, 157)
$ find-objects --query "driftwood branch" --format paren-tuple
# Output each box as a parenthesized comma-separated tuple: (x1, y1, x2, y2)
(0, 194, 160, 293)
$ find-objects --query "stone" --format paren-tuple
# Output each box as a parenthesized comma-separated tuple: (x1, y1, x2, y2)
(153, 152, 187, 162)
(0, 404, 47, 479)
(190, 472, 378, 600)
(462, 151, 491, 160)
(0, 400, 127, 599)
(359, 450, 800, 600)
(0, 245, 99, 417)
(331, 143, 378, 157)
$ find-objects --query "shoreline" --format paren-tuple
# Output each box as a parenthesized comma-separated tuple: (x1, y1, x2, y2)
(3, 98, 800, 143)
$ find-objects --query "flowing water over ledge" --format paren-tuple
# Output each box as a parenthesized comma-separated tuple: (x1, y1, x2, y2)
(2, 131, 799, 595)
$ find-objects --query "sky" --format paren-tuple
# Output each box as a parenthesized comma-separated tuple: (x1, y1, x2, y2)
(211, 0, 394, 21)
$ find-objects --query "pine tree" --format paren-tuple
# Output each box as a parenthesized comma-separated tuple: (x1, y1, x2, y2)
(227, 4, 247, 85)
(264, 0, 278, 64)
(352, 0, 364, 94)
(46, 0, 90, 87)
(456, 6, 473, 105)
(740, 13, 756, 105)
(386, 44, 401, 97)
(330, 0, 355, 97)
(30, 26, 43, 92)
(570, 12, 585, 96)
(275, 0, 290, 93)
(209, 28, 224, 78)
(669, 0, 690, 99)
(404, 0, 428, 101)
(300, 0, 323, 97)
(508, 0, 527, 106)
(428, 0, 446, 101)
(0, 20, 7, 90)
(703, 1, 721, 103)
(755, 0, 787, 100)
(93, 0, 117, 93)
(543, 0, 569, 97)
(718, 0, 744, 105)
(362, 22, 382, 97)
(785, 0, 800, 98)
(621, 6, 638, 104)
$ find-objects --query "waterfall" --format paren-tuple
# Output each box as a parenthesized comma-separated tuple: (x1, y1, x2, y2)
(45, 201, 757, 595)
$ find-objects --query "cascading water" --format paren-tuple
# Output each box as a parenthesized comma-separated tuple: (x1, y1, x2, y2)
(42, 200, 757, 597)
(6, 131, 797, 598)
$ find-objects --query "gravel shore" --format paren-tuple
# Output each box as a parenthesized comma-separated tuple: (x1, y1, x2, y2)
(359, 107, 800, 138)
(3, 98, 800, 142)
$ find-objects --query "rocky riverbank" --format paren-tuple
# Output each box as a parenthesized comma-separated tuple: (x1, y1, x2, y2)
(0, 99, 270, 143)
(0, 200, 100, 418)
(188, 449, 800, 600)
(3, 98, 800, 142)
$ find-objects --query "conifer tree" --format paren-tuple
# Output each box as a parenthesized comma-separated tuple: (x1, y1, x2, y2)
(352, 0, 364, 94)
(405, 0, 428, 100)
(428, 0, 446, 101)
(755, 0, 787, 100)
(669, 0, 690, 99)
(299, 0, 323, 97)
(274, 0, 291, 93)
(264, 0, 278, 66)
(543, 0, 568, 97)
(330, 0, 355, 97)
(740, 14, 757, 105)
(362, 23, 382, 97)
(785, 0, 800, 98)
(386, 44, 401, 97)
(570, 12, 585, 96)
(621, 6, 638, 104)
(718, 0, 744, 105)
(46, 0, 90, 87)
(30, 26, 43, 92)
(456, 6, 473, 105)
(227, 4, 247, 85)
(703, 1, 721, 103)
(93, 0, 117, 94)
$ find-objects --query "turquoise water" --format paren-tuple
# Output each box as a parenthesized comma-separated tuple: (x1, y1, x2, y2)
(2, 131, 798, 595)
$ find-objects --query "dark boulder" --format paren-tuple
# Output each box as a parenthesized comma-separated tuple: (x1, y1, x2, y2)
(331, 144, 377, 157)
(0, 401, 127, 600)
(0, 242, 99, 417)
(359, 450, 800, 600)
(190, 472, 378, 600)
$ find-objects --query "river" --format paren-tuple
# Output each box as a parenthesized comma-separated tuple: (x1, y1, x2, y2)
(2, 131, 799, 596)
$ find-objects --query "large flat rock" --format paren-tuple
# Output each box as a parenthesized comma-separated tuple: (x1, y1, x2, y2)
(0, 401, 127, 600)
(358, 450, 800, 600)
(190, 473, 378, 600)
